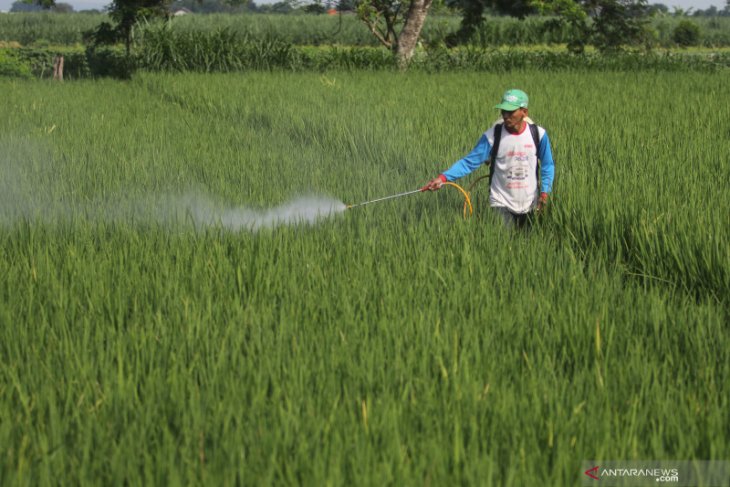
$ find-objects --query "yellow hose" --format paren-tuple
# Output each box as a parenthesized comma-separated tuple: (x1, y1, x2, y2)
(442, 182, 473, 219)
(463, 175, 489, 217)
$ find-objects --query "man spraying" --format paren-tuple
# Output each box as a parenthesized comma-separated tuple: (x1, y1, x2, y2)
(422, 89, 555, 228)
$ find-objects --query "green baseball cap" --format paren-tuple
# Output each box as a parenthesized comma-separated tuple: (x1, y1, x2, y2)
(494, 89, 529, 111)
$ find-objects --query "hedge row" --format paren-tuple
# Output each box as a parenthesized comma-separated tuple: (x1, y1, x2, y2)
(2, 43, 728, 80)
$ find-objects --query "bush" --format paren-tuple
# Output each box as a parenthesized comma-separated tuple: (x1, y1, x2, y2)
(85, 46, 136, 78)
(11, 47, 89, 79)
(672, 20, 701, 47)
(4, 43, 728, 80)
(4, 46, 131, 79)
(0, 49, 32, 78)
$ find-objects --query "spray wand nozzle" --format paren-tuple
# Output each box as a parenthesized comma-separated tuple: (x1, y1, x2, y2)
(345, 182, 473, 218)
(345, 188, 424, 210)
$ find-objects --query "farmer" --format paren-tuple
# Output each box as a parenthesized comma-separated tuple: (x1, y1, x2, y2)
(422, 89, 555, 228)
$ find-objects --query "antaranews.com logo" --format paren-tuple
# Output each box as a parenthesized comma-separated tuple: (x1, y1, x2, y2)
(584, 465, 679, 483)
(581, 461, 730, 487)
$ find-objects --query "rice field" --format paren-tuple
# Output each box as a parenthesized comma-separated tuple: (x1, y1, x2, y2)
(0, 71, 728, 485)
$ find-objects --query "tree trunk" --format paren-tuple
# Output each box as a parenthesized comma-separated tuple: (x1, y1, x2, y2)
(53, 55, 64, 81)
(395, 0, 433, 69)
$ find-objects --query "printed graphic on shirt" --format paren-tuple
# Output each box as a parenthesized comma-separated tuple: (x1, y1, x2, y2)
(506, 165, 530, 189)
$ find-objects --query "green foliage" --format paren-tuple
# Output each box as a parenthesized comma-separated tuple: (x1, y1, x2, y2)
(465, 15, 574, 46)
(355, 0, 403, 50)
(672, 19, 701, 47)
(445, 0, 537, 45)
(83, 21, 122, 46)
(591, 0, 653, 52)
(0, 45, 131, 79)
(10, 0, 56, 10)
(413, 46, 730, 71)
(9, 1, 43, 12)
(96, 0, 173, 54)
(0, 71, 728, 485)
(85, 45, 137, 77)
(51, 2, 75, 12)
(0, 49, 32, 77)
(0, 12, 107, 45)
(2, 42, 728, 79)
(301, 0, 327, 14)
(135, 22, 296, 71)
(10, 46, 77, 77)
(2, 12, 730, 49)
(533, 0, 653, 53)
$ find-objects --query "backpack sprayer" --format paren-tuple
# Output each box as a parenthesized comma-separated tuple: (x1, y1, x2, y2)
(349, 118, 541, 217)
(346, 182, 474, 218)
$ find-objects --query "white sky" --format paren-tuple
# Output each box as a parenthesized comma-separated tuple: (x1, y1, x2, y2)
(0, 0, 724, 14)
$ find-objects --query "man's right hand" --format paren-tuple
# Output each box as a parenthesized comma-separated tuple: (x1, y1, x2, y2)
(421, 175, 446, 192)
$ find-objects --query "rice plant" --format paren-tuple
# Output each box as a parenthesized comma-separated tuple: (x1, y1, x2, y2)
(0, 71, 727, 486)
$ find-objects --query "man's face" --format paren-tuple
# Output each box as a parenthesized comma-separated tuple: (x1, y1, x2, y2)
(501, 107, 527, 132)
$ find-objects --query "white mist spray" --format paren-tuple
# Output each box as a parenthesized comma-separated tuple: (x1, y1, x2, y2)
(0, 139, 348, 231)
(165, 194, 348, 231)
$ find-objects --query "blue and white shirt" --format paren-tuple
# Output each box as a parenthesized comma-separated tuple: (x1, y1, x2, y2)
(442, 123, 555, 214)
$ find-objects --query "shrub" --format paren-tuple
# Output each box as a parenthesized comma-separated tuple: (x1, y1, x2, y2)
(0, 49, 32, 78)
(672, 20, 701, 47)
(85, 46, 136, 78)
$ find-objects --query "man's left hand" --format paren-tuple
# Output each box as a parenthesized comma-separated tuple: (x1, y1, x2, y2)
(537, 192, 549, 212)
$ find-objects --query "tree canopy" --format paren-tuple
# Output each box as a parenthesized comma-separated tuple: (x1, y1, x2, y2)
(10, 0, 56, 10)
(86, 0, 172, 54)
(531, 0, 653, 52)
(445, 0, 536, 44)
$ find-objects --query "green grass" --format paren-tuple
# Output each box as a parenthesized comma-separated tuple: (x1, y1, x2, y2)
(0, 71, 728, 485)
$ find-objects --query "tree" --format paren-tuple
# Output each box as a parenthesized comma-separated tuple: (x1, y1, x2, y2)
(356, 0, 435, 68)
(590, 0, 652, 52)
(88, 0, 172, 55)
(302, 0, 327, 13)
(670, 6, 692, 16)
(445, 0, 536, 45)
(646, 3, 668, 15)
(10, 1, 43, 11)
(112, 0, 173, 54)
(672, 19, 700, 45)
(693, 6, 717, 16)
(337, 0, 356, 10)
(10, 0, 54, 10)
(52, 2, 74, 11)
(534, 0, 652, 53)
(177, 0, 257, 13)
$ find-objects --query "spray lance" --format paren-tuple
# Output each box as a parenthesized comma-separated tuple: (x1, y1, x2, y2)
(346, 182, 473, 217)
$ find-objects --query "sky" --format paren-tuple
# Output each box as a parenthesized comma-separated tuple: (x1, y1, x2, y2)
(0, 0, 724, 13)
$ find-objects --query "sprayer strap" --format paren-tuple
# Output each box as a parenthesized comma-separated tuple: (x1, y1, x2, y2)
(488, 124, 502, 188)
(529, 123, 541, 180)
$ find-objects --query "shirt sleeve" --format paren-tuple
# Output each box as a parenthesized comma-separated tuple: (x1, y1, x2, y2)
(441, 133, 492, 182)
(538, 132, 555, 194)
